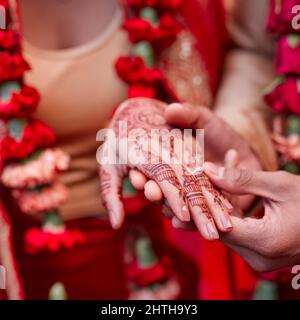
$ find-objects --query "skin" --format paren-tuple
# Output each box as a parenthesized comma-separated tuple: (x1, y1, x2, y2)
(137, 103, 300, 272)
(203, 162, 300, 272)
(130, 103, 262, 233)
(99, 98, 233, 241)
(20, 0, 119, 50)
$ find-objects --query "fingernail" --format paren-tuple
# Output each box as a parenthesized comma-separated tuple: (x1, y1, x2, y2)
(221, 195, 234, 211)
(181, 205, 190, 221)
(206, 222, 219, 240)
(110, 211, 120, 229)
(172, 218, 180, 229)
(169, 103, 183, 110)
(220, 215, 233, 230)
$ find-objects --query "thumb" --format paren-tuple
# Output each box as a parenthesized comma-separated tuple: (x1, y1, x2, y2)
(165, 103, 211, 129)
(203, 162, 287, 201)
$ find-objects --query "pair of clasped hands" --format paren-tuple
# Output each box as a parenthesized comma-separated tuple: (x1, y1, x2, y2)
(99, 99, 300, 272)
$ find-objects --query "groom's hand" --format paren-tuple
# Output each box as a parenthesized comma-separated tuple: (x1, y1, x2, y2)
(132, 103, 261, 206)
(204, 163, 300, 272)
(130, 103, 262, 217)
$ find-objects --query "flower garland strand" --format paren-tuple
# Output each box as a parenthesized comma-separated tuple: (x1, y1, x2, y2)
(258, 0, 300, 299)
(0, 0, 85, 254)
(116, 0, 182, 295)
(265, 0, 300, 174)
(116, 0, 182, 101)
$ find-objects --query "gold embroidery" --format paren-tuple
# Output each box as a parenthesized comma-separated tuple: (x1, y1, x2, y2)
(159, 31, 212, 107)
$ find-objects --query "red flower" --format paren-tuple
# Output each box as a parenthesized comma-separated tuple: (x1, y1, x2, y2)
(265, 77, 300, 115)
(123, 14, 182, 48)
(115, 56, 162, 84)
(30, 120, 57, 147)
(0, 30, 19, 50)
(267, 0, 300, 34)
(153, 13, 182, 49)
(276, 34, 300, 74)
(124, 18, 153, 43)
(0, 85, 40, 118)
(0, 52, 30, 81)
(128, 256, 171, 287)
(1, 119, 56, 161)
(25, 227, 85, 255)
(128, 84, 156, 98)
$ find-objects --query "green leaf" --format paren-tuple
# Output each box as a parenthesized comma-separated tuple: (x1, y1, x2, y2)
(133, 41, 155, 68)
(122, 177, 137, 197)
(0, 81, 21, 103)
(42, 211, 64, 228)
(21, 150, 43, 165)
(48, 282, 67, 300)
(135, 237, 158, 268)
(8, 119, 27, 142)
(287, 34, 300, 49)
(140, 7, 159, 26)
(254, 281, 278, 300)
(282, 161, 300, 174)
(27, 185, 47, 193)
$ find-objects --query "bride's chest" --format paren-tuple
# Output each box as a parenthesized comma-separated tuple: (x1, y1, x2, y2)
(23, 31, 129, 139)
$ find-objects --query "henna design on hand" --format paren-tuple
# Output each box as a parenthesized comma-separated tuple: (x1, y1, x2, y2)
(99, 168, 113, 198)
(142, 163, 181, 188)
(100, 98, 229, 227)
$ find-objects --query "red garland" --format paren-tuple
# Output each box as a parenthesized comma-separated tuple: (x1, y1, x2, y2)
(115, 56, 162, 84)
(116, 0, 183, 215)
(276, 35, 300, 74)
(0, 52, 30, 81)
(0, 85, 40, 118)
(0, 30, 20, 50)
(1, 119, 56, 161)
(128, 84, 156, 98)
(267, 0, 300, 34)
(117, 2, 182, 294)
(128, 256, 171, 287)
(123, 13, 182, 49)
(265, 77, 300, 115)
(25, 228, 85, 255)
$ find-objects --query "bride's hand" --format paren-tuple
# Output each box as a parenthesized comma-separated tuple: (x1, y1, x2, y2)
(147, 149, 242, 231)
(98, 98, 233, 240)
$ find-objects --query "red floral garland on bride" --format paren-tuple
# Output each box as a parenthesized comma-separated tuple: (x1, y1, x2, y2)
(0, 0, 183, 255)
